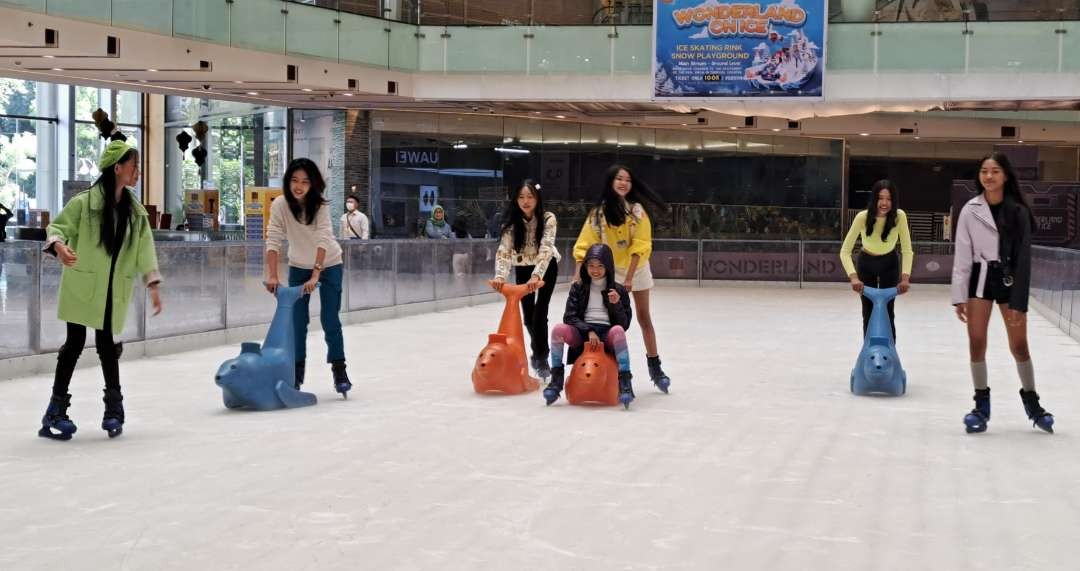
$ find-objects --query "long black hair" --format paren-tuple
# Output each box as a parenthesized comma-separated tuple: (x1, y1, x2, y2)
(974, 152, 1036, 231)
(863, 179, 898, 239)
(93, 148, 137, 256)
(499, 179, 546, 252)
(283, 158, 328, 225)
(597, 164, 667, 227)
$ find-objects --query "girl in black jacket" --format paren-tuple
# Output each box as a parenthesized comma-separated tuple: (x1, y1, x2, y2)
(543, 243, 636, 408)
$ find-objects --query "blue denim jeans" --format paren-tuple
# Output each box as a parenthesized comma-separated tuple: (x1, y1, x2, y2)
(288, 263, 345, 363)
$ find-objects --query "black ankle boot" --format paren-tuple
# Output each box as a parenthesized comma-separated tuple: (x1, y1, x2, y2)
(1020, 389, 1054, 434)
(543, 366, 565, 406)
(647, 355, 671, 394)
(618, 371, 635, 409)
(102, 388, 125, 438)
(39, 393, 77, 440)
(294, 361, 306, 390)
(331, 360, 352, 398)
(964, 388, 991, 433)
(532, 355, 551, 380)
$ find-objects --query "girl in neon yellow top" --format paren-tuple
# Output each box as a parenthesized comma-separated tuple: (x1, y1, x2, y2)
(839, 180, 914, 340)
(573, 164, 672, 393)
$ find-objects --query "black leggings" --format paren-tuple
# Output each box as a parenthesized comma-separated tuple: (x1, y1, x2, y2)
(52, 251, 122, 398)
(856, 251, 899, 340)
(516, 260, 559, 359)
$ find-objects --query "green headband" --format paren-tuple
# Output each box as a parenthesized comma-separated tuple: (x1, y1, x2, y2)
(98, 140, 135, 170)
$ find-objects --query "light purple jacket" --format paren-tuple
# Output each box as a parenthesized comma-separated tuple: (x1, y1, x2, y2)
(951, 194, 1001, 306)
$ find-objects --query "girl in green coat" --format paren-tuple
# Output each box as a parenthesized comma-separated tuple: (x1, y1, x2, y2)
(40, 131, 163, 440)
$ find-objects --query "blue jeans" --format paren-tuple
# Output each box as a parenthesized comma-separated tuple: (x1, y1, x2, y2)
(288, 264, 345, 364)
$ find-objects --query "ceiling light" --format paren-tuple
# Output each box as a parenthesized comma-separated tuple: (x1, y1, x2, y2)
(555, 115, 566, 119)
(147, 68, 158, 72)
(729, 126, 738, 130)
(302, 88, 313, 92)
(52, 67, 63, 71)
(247, 91, 259, 96)
(43, 55, 54, 59)
(233, 80, 244, 84)
(138, 79, 148, 83)
(452, 143, 468, 149)
(343, 92, 353, 96)
(771, 128, 781, 132)
(859, 133, 870, 136)
(914, 136, 921, 140)
(1017, 140, 1024, 143)
(494, 146, 530, 154)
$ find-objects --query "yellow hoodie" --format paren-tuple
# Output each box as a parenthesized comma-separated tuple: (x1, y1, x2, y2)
(573, 201, 652, 270)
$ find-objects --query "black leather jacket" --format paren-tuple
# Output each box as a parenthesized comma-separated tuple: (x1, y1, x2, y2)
(564, 279, 632, 337)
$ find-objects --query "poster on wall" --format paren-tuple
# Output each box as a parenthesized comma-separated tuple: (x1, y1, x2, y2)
(653, 0, 826, 100)
(950, 180, 1080, 248)
(419, 185, 439, 216)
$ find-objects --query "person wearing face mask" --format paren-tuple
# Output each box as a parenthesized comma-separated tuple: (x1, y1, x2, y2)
(839, 179, 914, 341)
(265, 158, 352, 399)
(339, 193, 370, 240)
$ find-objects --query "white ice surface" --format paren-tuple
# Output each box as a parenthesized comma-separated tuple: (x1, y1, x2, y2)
(2, 285, 1079, 571)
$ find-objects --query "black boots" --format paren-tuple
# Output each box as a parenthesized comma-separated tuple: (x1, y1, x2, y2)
(543, 366, 565, 406)
(102, 388, 125, 438)
(332, 360, 352, 398)
(39, 393, 77, 440)
(963, 388, 991, 433)
(647, 355, 671, 394)
(618, 371, 635, 410)
(1020, 389, 1055, 434)
(532, 355, 552, 381)
(294, 361, 306, 390)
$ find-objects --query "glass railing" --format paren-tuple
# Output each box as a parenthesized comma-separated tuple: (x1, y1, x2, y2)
(1031, 245, 1080, 339)
(5, 0, 1080, 75)
(3, 238, 974, 360)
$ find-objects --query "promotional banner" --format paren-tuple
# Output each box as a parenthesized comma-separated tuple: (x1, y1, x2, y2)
(951, 180, 1080, 248)
(653, 0, 826, 99)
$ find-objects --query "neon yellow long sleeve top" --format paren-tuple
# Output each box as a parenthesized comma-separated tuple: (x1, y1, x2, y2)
(573, 202, 653, 270)
(839, 209, 914, 277)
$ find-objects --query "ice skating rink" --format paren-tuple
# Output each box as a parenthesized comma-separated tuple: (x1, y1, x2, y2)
(2, 284, 1078, 570)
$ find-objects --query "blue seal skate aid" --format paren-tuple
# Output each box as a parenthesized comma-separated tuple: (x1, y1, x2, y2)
(850, 286, 907, 396)
(565, 342, 620, 406)
(214, 285, 318, 410)
(472, 283, 541, 395)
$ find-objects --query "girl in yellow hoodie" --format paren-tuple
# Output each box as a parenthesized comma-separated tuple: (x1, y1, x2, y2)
(573, 164, 671, 393)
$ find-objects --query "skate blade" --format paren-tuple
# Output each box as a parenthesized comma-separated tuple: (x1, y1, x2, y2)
(38, 426, 74, 441)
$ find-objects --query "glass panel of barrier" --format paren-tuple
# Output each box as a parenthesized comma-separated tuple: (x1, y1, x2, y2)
(394, 240, 435, 304)
(0, 0, 45, 11)
(112, 0, 174, 34)
(877, 23, 965, 72)
(340, 11, 391, 67)
(344, 240, 395, 311)
(39, 254, 144, 352)
(389, 20, 420, 70)
(232, 0, 286, 53)
(614, 26, 651, 74)
(969, 22, 1060, 73)
(825, 24, 875, 71)
(0, 243, 36, 358)
(446, 27, 529, 73)
(650, 239, 699, 281)
(910, 242, 954, 285)
(702, 240, 801, 282)
(530, 26, 611, 74)
(417, 25, 445, 72)
(225, 244, 279, 328)
(286, 2, 340, 60)
(47, 0, 109, 23)
(466, 240, 497, 296)
(174, 0, 231, 44)
(145, 244, 225, 339)
(434, 239, 473, 300)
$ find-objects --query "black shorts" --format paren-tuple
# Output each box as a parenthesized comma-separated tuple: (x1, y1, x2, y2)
(968, 262, 1012, 304)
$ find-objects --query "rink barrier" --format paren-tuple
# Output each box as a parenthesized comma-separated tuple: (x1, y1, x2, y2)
(1, 239, 1077, 378)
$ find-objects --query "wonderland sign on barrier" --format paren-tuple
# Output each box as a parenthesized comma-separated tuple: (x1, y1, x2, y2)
(649, 251, 955, 284)
(653, 0, 826, 99)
